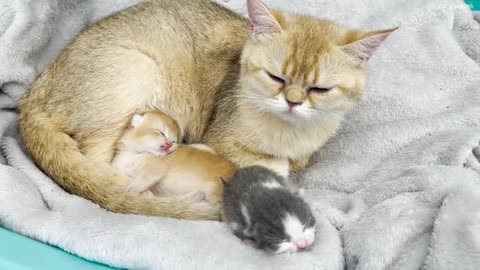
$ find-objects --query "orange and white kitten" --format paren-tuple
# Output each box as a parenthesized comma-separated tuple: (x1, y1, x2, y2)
(203, 0, 397, 176)
(112, 111, 236, 204)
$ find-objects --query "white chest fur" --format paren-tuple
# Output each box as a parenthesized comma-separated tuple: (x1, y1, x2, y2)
(240, 112, 341, 159)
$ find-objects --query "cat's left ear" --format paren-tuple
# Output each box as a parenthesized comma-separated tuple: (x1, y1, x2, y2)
(342, 27, 398, 63)
(246, 0, 282, 42)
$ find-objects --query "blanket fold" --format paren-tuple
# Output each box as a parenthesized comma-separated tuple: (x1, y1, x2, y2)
(1, 0, 479, 269)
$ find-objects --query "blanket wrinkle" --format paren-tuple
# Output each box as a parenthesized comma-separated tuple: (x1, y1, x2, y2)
(1, 0, 480, 269)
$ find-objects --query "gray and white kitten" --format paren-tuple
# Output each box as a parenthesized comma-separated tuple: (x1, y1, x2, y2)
(222, 166, 316, 254)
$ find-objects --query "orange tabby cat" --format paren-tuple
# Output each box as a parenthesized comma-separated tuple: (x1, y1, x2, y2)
(112, 111, 236, 204)
(18, 0, 395, 219)
(203, 0, 397, 176)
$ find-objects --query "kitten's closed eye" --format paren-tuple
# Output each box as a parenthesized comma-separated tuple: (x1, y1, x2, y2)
(155, 129, 166, 137)
(266, 71, 287, 86)
(303, 215, 315, 229)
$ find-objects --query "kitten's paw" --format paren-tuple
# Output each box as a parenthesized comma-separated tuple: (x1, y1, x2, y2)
(126, 185, 154, 197)
(186, 191, 208, 202)
(126, 185, 140, 194)
(289, 156, 311, 174)
(188, 144, 217, 154)
(139, 190, 155, 198)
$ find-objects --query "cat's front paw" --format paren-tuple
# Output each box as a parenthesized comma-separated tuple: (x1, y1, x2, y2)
(187, 191, 208, 202)
(252, 158, 289, 177)
(289, 156, 311, 174)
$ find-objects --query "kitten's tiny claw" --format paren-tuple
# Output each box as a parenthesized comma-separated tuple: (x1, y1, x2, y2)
(139, 189, 155, 198)
(126, 185, 143, 195)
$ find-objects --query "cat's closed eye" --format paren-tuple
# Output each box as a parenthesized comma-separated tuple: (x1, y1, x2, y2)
(308, 86, 332, 94)
(266, 71, 287, 86)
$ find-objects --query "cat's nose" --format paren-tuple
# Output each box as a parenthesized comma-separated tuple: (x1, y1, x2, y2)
(285, 86, 306, 107)
(295, 239, 308, 251)
(287, 100, 303, 108)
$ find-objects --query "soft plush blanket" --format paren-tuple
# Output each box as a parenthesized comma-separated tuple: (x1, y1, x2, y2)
(1, 0, 479, 269)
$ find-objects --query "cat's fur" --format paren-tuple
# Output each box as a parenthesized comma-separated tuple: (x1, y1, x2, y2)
(18, 0, 395, 219)
(204, 0, 396, 176)
(112, 111, 236, 204)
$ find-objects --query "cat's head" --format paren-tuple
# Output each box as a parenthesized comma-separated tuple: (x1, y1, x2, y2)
(122, 112, 180, 156)
(238, 0, 396, 124)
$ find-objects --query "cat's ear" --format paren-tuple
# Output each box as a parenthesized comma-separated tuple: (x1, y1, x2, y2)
(246, 0, 282, 42)
(131, 114, 144, 128)
(342, 27, 398, 63)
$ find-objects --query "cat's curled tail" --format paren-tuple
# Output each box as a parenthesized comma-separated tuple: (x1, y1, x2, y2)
(18, 102, 221, 221)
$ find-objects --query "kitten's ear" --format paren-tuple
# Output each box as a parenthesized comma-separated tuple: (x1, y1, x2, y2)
(247, 0, 282, 42)
(131, 114, 145, 128)
(342, 27, 398, 63)
(219, 177, 229, 187)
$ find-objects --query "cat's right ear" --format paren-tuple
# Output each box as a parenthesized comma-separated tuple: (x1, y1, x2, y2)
(131, 114, 144, 128)
(246, 0, 282, 42)
(341, 27, 398, 63)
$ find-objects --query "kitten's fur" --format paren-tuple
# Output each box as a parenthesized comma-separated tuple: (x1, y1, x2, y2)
(112, 111, 236, 204)
(223, 166, 316, 254)
(18, 0, 395, 219)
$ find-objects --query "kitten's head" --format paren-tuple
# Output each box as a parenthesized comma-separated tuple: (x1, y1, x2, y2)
(251, 190, 316, 254)
(122, 112, 180, 156)
(239, 0, 397, 124)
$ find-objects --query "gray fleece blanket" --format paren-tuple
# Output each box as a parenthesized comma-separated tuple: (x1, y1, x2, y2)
(1, 0, 480, 269)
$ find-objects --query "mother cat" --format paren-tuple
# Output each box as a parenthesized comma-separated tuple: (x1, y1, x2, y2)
(18, 0, 395, 220)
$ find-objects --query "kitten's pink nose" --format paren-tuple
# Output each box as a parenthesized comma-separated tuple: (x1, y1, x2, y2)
(295, 239, 308, 251)
(161, 141, 172, 150)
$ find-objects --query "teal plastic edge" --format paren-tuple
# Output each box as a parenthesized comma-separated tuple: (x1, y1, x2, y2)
(465, 0, 480, 10)
(0, 227, 118, 270)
